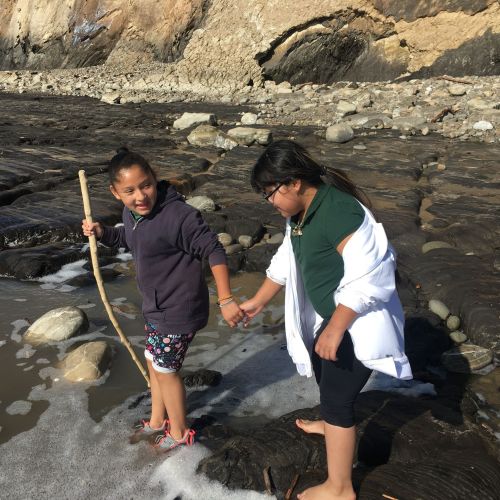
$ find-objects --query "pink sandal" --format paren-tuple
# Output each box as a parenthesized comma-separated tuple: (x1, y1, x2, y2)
(154, 428, 195, 451)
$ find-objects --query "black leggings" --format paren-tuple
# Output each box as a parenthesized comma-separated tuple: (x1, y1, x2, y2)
(312, 323, 372, 428)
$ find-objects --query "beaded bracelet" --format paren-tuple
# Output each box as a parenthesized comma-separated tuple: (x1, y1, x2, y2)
(218, 298, 235, 307)
(216, 294, 233, 306)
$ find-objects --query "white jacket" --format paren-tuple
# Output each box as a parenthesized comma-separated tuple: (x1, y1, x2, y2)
(266, 204, 413, 380)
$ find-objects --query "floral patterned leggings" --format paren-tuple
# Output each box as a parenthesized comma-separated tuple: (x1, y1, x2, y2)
(144, 322, 195, 373)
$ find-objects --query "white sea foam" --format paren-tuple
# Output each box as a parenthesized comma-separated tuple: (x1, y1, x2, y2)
(150, 445, 275, 500)
(6, 400, 32, 415)
(38, 259, 87, 284)
(10, 318, 29, 342)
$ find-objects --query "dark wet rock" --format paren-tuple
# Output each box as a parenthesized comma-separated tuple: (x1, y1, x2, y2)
(183, 369, 222, 388)
(66, 268, 122, 287)
(0, 243, 84, 279)
(81, 256, 121, 271)
(210, 145, 263, 182)
(202, 212, 228, 234)
(243, 243, 281, 273)
(199, 391, 500, 499)
(404, 311, 452, 372)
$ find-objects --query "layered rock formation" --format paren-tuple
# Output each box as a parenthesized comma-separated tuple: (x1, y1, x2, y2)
(1, 0, 499, 90)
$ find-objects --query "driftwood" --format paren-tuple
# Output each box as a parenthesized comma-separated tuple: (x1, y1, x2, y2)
(78, 170, 150, 387)
(431, 106, 457, 123)
(437, 75, 473, 85)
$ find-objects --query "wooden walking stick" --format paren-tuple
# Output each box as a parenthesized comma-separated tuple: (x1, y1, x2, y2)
(78, 170, 150, 387)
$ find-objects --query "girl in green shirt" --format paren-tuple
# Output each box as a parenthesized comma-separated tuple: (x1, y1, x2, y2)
(241, 140, 408, 500)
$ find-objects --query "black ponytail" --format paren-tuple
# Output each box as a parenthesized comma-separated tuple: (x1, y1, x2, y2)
(250, 140, 371, 208)
(108, 147, 157, 185)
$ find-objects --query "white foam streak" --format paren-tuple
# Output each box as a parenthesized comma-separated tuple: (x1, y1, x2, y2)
(38, 259, 87, 284)
(151, 445, 275, 500)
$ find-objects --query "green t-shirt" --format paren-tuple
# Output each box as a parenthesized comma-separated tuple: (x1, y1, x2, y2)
(290, 183, 364, 319)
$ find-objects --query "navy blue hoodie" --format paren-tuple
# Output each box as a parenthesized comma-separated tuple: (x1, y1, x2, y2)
(99, 181, 227, 334)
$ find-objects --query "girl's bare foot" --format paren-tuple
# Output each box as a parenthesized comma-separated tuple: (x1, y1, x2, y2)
(295, 418, 325, 435)
(297, 479, 356, 500)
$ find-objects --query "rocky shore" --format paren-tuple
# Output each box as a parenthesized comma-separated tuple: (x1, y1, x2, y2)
(0, 69, 499, 498)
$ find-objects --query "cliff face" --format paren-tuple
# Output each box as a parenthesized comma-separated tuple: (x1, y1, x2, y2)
(0, 0, 499, 87)
(0, 0, 206, 69)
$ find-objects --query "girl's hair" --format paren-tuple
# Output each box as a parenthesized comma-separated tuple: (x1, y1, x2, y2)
(108, 147, 157, 185)
(250, 140, 371, 208)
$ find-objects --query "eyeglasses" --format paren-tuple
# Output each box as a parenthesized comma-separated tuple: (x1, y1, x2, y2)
(262, 183, 282, 201)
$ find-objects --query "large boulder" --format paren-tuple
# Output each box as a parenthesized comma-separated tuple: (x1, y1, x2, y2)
(24, 306, 89, 344)
(173, 112, 217, 130)
(187, 125, 238, 150)
(61, 341, 112, 382)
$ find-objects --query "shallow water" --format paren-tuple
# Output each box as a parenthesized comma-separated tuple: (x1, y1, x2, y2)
(0, 255, 444, 498)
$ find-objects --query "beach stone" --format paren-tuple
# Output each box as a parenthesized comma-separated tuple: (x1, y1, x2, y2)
(325, 123, 354, 143)
(183, 369, 222, 388)
(224, 243, 243, 255)
(187, 125, 238, 150)
(441, 344, 494, 373)
(449, 331, 467, 344)
(173, 112, 217, 130)
(61, 341, 112, 382)
(472, 120, 493, 131)
(267, 232, 284, 245)
(336, 100, 357, 116)
(238, 235, 253, 248)
(392, 115, 427, 130)
(421, 241, 454, 254)
(468, 98, 491, 110)
(428, 299, 450, 320)
(24, 306, 89, 344)
(448, 85, 467, 96)
(363, 118, 385, 129)
(240, 112, 258, 125)
(100, 92, 121, 104)
(226, 127, 272, 146)
(446, 315, 461, 331)
(218, 233, 233, 247)
(186, 195, 216, 212)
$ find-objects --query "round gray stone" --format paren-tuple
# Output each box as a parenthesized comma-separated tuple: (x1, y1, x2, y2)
(238, 235, 253, 248)
(428, 299, 450, 320)
(186, 196, 216, 212)
(449, 331, 467, 344)
(61, 341, 112, 382)
(446, 315, 461, 331)
(325, 123, 354, 143)
(218, 233, 233, 247)
(24, 306, 89, 344)
(422, 241, 454, 254)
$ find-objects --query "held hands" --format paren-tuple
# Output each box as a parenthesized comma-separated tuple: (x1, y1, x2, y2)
(219, 295, 264, 328)
(239, 297, 265, 327)
(219, 300, 245, 328)
(314, 325, 345, 361)
(82, 219, 103, 239)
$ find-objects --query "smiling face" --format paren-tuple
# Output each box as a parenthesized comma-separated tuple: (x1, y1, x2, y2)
(110, 164, 158, 216)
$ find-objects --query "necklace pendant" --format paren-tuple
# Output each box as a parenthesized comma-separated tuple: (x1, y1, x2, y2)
(292, 226, 303, 236)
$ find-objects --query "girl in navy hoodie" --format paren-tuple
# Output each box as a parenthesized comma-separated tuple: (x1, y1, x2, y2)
(82, 148, 243, 451)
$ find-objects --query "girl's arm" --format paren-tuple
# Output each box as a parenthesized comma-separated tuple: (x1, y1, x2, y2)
(211, 264, 244, 328)
(315, 233, 358, 361)
(240, 277, 284, 326)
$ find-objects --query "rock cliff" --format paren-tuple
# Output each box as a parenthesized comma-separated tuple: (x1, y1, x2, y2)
(0, 1, 499, 89)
